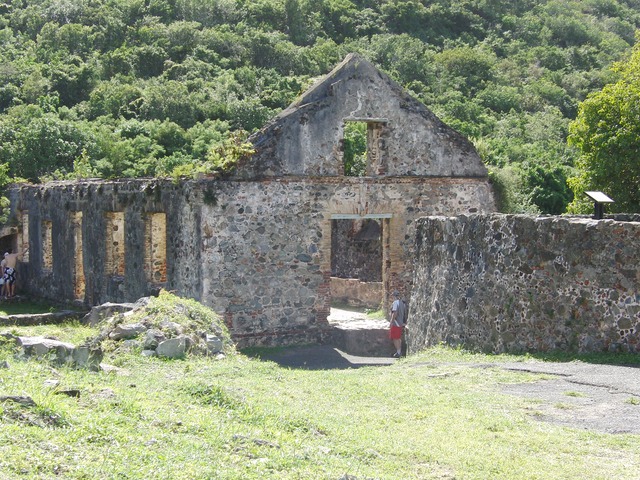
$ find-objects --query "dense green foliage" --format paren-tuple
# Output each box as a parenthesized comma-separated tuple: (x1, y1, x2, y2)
(0, 0, 639, 212)
(568, 37, 640, 213)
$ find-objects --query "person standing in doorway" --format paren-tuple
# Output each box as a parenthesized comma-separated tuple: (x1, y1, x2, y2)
(2, 247, 29, 298)
(389, 290, 407, 358)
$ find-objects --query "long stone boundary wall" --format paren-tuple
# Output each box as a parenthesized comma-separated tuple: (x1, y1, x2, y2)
(408, 214, 640, 354)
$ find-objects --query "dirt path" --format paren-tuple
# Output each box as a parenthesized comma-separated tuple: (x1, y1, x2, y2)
(499, 361, 640, 434)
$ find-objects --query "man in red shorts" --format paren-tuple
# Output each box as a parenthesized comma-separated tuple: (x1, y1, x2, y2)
(389, 290, 408, 358)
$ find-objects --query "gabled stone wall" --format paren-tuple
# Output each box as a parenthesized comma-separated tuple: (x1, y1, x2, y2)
(409, 214, 640, 354)
(233, 53, 487, 180)
(194, 176, 495, 346)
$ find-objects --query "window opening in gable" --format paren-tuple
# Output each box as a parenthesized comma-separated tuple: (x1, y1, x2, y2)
(342, 119, 386, 176)
(144, 212, 167, 284)
(343, 121, 368, 176)
(105, 212, 125, 277)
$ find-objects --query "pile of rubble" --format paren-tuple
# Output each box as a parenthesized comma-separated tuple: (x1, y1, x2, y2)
(1, 291, 235, 369)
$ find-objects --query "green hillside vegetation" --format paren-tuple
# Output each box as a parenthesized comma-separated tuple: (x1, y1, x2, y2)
(1, 0, 639, 213)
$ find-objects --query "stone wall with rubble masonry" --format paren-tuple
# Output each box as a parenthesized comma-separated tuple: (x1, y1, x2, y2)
(9, 176, 494, 347)
(408, 214, 640, 354)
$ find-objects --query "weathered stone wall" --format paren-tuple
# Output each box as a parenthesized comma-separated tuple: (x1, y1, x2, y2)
(197, 177, 495, 346)
(11, 180, 200, 306)
(330, 277, 383, 310)
(9, 176, 495, 347)
(408, 214, 640, 354)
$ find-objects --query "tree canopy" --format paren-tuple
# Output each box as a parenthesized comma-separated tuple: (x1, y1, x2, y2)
(568, 35, 640, 213)
(0, 0, 639, 213)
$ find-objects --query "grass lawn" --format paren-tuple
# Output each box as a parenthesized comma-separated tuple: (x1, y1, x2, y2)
(1, 325, 639, 479)
(0, 300, 60, 316)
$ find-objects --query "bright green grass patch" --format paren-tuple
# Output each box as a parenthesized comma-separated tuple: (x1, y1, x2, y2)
(365, 308, 385, 319)
(1, 345, 639, 479)
(1, 321, 97, 347)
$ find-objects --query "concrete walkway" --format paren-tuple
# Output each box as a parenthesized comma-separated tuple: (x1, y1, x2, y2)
(499, 361, 640, 434)
(327, 307, 395, 358)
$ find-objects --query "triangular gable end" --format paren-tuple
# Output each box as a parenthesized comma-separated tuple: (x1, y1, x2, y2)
(233, 53, 487, 180)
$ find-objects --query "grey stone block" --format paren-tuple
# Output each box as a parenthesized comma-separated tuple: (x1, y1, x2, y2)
(156, 336, 187, 359)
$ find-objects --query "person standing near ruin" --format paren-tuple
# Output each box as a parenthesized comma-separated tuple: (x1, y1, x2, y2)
(1, 252, 7, 298)
(389, 290, 408, 358)
(2, 247, 29, 298)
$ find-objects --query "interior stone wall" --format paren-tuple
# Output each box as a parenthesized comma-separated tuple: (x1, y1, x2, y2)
(331, 219, 382, 282)
(408, 214, 640, 354)
(330, 277, 383, 310)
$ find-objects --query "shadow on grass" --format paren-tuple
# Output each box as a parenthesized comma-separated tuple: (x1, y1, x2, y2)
(244, 343, 640, 370)
(0, 300, 59, 316)
(241, 344, 392, 370)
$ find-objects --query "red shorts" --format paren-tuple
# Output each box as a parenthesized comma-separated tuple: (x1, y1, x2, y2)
(389, 325, 403, 340)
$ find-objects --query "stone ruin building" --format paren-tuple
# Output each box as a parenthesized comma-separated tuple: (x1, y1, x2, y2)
(0, 53, 497, 348)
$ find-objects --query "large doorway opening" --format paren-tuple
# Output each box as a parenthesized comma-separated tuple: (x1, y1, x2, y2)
(328, 213, 393, 357)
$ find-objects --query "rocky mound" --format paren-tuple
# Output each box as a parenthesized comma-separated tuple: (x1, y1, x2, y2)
(86, 290, 235, 359)
(2, 291, 235, 369)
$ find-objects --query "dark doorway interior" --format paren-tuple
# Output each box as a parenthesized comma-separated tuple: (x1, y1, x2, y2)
(0, 233, 17, 256)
